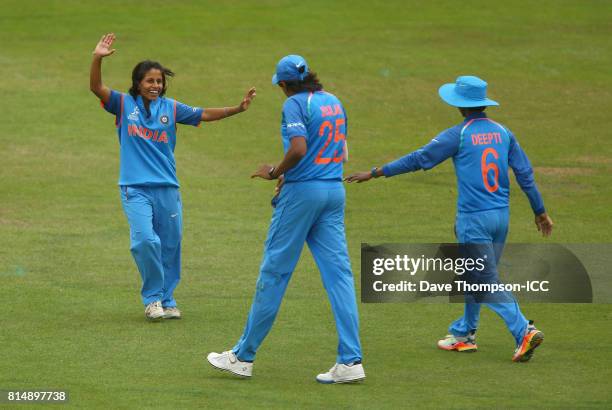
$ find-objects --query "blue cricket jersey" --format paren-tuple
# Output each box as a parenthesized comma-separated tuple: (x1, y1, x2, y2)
(381, 112, 545, 214)
(102, 90, 203, 187)
(281, 91, 348, 182)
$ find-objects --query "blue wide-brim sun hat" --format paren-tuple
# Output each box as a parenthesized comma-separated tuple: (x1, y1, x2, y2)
(272, 55, 309, 85)
(438, 75, 499, 108)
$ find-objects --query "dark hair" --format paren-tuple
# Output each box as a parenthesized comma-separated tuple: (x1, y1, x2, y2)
(282, 72, 323, 93)
(459, 106, 487, 117)
(129, 60, 174, 98)
(464, 106, 487, 113)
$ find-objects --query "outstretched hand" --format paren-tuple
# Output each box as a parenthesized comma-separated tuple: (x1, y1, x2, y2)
(93, 33, 116, 58)
(535, 213, 553, 237)
(239, 87, 257, 112)
(344, 172, 373, 183)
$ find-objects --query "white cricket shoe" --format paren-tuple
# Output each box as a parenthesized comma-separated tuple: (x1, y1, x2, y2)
(144, 301, 164, 321)
(316, 363, 366, 384)
(163, 306, 181, 319)
(207, 350, 252, 378)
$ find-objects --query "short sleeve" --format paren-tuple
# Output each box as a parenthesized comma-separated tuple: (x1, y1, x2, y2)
(101, 90, 123, 115)
(174, 100, 204, 126)
(283, 98, 307, 139)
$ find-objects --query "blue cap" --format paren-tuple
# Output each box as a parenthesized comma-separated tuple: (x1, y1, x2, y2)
(438, 76, 499, 108)
(272, 55, 309, 85)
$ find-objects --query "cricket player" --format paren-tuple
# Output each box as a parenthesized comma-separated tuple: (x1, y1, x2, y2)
(346, 76, 553, 362)
(90, 33, 256, 321)
(207, 55, 365, 383)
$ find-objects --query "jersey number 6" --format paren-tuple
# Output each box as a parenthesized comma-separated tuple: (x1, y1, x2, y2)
(315, 118, 346, 164)
(481, 147, 499, 193)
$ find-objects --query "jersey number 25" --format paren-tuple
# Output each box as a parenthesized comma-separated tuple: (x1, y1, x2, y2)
(315, 119, 346, 164)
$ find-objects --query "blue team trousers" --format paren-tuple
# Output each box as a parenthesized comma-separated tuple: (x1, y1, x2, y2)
(119, 186, 182, 307)
(449, 207, 528, 345)
(232, 180, 362, 364)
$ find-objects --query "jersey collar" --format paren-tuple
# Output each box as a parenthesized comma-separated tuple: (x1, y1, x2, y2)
(136, 95, 160, 118)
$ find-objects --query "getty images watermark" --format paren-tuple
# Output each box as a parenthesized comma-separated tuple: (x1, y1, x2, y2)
(361, 244, 612, 303)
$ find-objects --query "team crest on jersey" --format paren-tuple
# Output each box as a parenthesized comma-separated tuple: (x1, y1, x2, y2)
(160, 115, 169, 125)
(128, 107, 140, 121)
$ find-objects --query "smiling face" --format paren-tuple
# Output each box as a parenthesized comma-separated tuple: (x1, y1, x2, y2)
(139, 68, 164, 101)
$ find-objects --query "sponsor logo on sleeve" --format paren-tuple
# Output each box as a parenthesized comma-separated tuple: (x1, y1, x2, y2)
(287, 122, 305, 129)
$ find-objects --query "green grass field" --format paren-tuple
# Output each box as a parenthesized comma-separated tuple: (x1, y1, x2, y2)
(1, 0, 612, 408)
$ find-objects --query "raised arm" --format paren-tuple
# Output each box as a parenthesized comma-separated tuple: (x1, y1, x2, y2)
(90, 33, 116, 104)
(201, 87, 256, 122)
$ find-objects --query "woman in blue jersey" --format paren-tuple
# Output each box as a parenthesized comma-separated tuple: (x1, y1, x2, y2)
(89, 33, 256, 321)
(346, 76, 554, 362)
(207, 55, 365, 384)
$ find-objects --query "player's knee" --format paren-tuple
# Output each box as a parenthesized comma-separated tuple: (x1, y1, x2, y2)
(130, 235, 161, 255)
